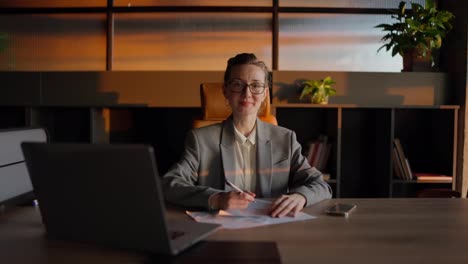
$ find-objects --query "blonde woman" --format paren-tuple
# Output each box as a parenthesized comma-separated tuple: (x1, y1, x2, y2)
(163, 53, 331, 217)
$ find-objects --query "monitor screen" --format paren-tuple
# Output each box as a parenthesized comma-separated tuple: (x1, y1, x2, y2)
(0, 128, 47, 206)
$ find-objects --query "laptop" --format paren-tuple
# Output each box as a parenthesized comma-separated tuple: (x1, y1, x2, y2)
(21, 142, 220, 255)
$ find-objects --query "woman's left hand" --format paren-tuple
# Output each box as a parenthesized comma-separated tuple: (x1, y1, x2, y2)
(269, 193, 306, 218)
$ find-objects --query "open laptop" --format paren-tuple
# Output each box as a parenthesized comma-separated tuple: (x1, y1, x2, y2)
(21, 143, 220, 255)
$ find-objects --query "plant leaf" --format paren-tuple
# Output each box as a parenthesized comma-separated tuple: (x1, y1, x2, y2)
(398, 1, 406, 15)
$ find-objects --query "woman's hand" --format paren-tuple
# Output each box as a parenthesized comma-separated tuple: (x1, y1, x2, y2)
(269, 193, 306, 217)
(212, 191, 256, 210)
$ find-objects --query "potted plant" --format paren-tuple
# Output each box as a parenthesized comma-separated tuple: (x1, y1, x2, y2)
(375, 0, 455, 71)
(299, 76, 336, 104)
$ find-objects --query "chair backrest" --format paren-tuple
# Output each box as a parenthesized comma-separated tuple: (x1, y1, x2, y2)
(193, 82, 278, 128)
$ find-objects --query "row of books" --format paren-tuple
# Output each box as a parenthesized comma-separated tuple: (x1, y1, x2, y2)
(392, 138, 452, 183)
(306, 135, 331, 172)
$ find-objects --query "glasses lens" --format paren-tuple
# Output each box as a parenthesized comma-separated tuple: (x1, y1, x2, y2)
(229, 81, 245, 93)
(228, 81, 265, 94)
(250, 83, 265, 94)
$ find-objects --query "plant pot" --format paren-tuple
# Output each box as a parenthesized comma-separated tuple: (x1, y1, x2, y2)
(311, 94, 329, 104)
(402, 48, 432, 72)
(402, 49, 414, 72)
(413, 51, 432, 71)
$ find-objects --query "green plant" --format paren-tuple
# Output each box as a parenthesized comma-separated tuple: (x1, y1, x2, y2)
(375, 0, 454, 60)
(299, 76, 336, 104)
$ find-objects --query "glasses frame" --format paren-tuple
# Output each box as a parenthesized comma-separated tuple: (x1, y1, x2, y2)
(227, 80, 267, 95)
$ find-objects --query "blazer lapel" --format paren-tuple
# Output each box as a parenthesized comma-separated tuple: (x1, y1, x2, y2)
(220, 117, 237, 190)
(256, 119, 272, 197)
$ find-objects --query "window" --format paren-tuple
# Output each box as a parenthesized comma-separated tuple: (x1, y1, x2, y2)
(113, 12, 272, 70)
(279, 13, 400, 71)
(279, 0, 425, 8)
(0, 1, 425, 71)
(0, 14, 106, 71)
(0, 0, 106, 7)
(114, 0, 271, 7)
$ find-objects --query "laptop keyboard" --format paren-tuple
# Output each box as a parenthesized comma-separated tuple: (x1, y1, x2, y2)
(169, 230, 185, 240)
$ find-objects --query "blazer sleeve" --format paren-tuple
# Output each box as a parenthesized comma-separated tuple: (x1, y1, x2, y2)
(162, 130, 221, 209)
(287, 131, 333, 206)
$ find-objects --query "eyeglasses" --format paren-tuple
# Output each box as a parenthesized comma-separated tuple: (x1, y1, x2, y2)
(227, 80, 266, 94)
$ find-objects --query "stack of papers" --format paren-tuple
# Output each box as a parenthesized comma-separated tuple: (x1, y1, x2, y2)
(186, 199, 316, 229)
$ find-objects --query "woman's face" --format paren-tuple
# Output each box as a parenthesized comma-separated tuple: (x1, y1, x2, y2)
(223, 64, 268, 119)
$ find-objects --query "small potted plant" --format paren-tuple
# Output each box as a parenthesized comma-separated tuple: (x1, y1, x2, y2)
(299, 76, 336, 104)
(375, 0, 454, 71)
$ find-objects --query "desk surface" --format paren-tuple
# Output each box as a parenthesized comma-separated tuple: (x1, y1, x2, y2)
(2, 198, 468, 264)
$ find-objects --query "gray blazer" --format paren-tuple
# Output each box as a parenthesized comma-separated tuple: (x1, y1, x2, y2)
(162, 117, 332, 209)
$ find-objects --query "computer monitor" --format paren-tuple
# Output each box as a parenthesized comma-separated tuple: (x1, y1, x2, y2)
(0, 128, 47, 206)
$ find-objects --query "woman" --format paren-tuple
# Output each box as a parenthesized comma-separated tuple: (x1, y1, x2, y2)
(163, 53, 331, 217)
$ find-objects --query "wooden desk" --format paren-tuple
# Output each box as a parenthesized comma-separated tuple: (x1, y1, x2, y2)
(2, 199, 468, 264)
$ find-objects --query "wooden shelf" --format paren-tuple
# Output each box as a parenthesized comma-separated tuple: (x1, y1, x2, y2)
(276, 105, 458, 198)
(273, 103, 460, 109)
(393, 180, 453, 184)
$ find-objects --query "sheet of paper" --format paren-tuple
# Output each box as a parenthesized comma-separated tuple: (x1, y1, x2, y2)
(186, 199, 316, 229)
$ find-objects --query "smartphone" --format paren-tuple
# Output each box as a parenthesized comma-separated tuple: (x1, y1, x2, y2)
(325, 203, 356, 217)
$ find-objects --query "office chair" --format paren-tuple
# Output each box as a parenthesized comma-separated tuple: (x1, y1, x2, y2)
(193, 82, 278, 129)
(416, 188, 461, 198)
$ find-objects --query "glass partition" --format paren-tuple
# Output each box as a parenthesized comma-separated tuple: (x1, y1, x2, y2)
(113, 12, 272, 70)
(0, 0, 107, 7)
(113, 0, 271, 6)
(0, 14, 107, 71)
(279, 0, 426, 8)
(278, 13, 401, 72)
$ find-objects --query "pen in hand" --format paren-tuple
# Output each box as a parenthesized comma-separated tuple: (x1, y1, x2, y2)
(225, 179, 255, 202)
(225, 179, 244, 193)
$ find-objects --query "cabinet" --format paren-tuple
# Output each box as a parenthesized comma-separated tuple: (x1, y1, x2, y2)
(391, 107, 458, 197)
(275, 104, 458, 198)
(0, 104, 459, 198)
(0, 68, 460, 198)
(0, 107, 26, 129)
(1, 106, 202, 176)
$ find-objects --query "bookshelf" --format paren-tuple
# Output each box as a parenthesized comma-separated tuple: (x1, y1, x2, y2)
(0, 70, 461, 198)
(275, 104, 458, 198)
(391, 107, 458, 197)
(274, 105, 340, 196)
(0, 103, 459, 198)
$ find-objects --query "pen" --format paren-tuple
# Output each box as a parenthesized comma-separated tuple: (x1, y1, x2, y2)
(225, 179, 256, 202)
(225, 179, 244, 193)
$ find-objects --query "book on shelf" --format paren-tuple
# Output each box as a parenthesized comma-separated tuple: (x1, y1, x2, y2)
(404, 158, 413, 180)
(317, 144, 332, 171)
(311, 141, 324, 168)
(393, 138, 413, 180)
(306, 134, 331, 172)
(414, 173, 453, 183)
(306, 142, 315, 165)
(392, 147, 406, 180)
